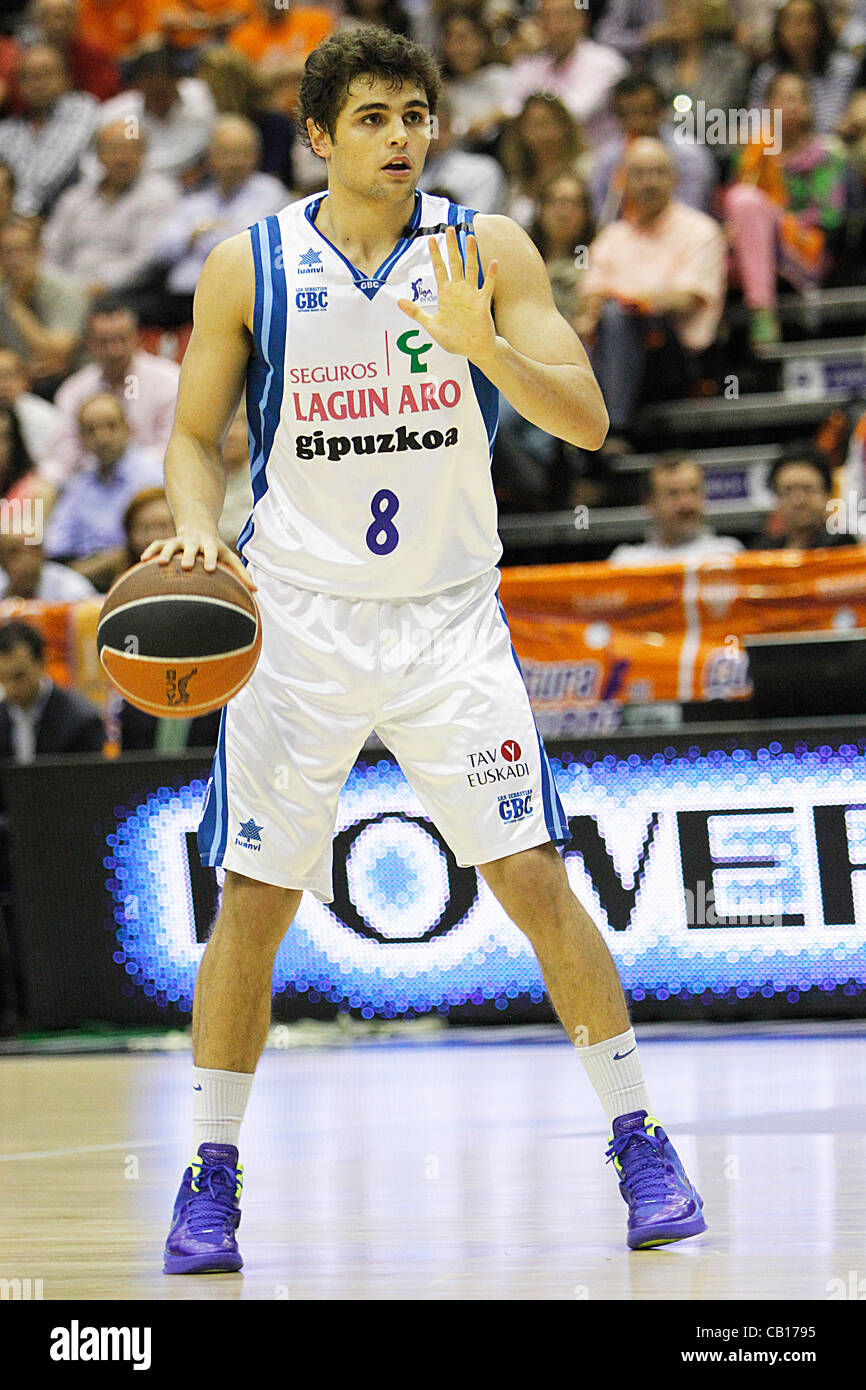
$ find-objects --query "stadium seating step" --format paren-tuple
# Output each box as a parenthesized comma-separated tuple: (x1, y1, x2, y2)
(608, 444, 781, 475)
(752, 336, 866, 363)
(498, 499, 772, 553)
(727, 286, 866, 330)
(633, 391, 846, 435)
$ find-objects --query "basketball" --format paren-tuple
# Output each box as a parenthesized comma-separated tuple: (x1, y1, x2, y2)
(96, 555, 262, 718)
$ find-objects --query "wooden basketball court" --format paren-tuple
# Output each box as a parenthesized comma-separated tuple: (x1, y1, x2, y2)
(2, 1026, 864, 1300)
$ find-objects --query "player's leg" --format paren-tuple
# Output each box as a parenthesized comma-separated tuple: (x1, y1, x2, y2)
(477, 844, 705, 1249)
(165, 873, 301, 1276)
(477, 841, 629, 1047)
(378, 573, 705, 1249)
(166, 575, 378, 1274)
(192, 872, 302, 1074)
(481, 844, 705, 1248)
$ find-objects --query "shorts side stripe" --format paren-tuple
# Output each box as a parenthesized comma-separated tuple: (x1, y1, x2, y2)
(198, 706, 229, 865)
(497, 598, 570, 845)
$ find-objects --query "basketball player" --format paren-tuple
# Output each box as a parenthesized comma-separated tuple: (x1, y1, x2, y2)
(147, 28, 706, 1273)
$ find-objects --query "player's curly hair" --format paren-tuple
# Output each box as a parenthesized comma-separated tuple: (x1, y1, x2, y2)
(297, 27, 443, 147)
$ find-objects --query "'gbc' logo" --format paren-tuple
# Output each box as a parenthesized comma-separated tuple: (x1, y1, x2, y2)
(296, 287, 328, 312)
(396, 328, 433, 374)
(498, 792, 533, 823)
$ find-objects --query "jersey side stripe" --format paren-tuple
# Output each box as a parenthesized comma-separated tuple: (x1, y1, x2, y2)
(251, 217, 274, 488)
(238, 221, 269, 554)
(262, 214, 287, 464)
(239, 216, 287, 554)
(448, 200, 499, 458)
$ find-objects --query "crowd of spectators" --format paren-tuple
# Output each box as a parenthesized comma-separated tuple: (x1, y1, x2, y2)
(0, 0, 864, 752)
(0, 0, 864, 517)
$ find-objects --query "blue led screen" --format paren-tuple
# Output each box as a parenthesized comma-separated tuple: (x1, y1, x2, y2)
(101, 736, 866, 1020)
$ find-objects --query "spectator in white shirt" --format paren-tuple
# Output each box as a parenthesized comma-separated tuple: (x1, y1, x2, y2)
(0, 42, 97, 218)
(40, 300, 179, 490)
(609, 456, 744, 565)
(43, 393, 163, 589)
(749, 0, 860, 136)
(0, 521, 98, 601)
(438, 8, 511, 149)
(590, 73, 719, 227)
(0, 348, 60, 463)
(145, 114, 288, 325)
(0, 404, 46, 508)
(499, 92, 590, 229)
(0, 217, 89, 398)
(418, 96, 507, 213)
(97, 45, 217, 181)
(42, 120, 178, 299)
(503, 0, 629, 147)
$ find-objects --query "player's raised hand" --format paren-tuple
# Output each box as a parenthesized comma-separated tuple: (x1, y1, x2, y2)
(397, 226, 498, 366)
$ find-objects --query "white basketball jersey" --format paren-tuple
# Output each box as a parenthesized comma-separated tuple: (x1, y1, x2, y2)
(238, 190, 502, 599)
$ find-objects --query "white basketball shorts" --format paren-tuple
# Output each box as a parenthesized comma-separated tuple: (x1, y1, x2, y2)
(198, 565, 570, 902)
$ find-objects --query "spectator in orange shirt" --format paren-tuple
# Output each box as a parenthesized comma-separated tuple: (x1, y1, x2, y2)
(229, 0, 333, 73)
(154, 0, 253, 52)
(0, 36, 19, 118)
(78, 0, 161, 61)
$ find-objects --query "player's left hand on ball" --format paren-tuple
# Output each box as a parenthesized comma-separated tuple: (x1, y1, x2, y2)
(397, 227, 498, 367)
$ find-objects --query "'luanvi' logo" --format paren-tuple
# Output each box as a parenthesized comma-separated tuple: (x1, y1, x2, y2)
(396, 328, 433, 374)
(166, 668, 197, 705)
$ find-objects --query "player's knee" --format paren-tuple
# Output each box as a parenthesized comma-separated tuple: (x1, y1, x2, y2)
(482, 841, 567, 910)
(218, 871, 302, 943)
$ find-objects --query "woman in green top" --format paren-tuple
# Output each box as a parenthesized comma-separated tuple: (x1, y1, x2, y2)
(725, 69, 856, 347)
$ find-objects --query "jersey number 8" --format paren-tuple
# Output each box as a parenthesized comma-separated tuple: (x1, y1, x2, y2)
(366, 489, 400, 555)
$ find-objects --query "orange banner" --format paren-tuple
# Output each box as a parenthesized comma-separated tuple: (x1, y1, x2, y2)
(3, 553, 866, 725)
(0, 598, 109, 707)
(498, 548, 866, 712)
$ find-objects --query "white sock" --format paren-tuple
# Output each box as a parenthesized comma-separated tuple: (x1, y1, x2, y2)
(574, 1027, 652, 1126)
(191, 1066, 254, 1154)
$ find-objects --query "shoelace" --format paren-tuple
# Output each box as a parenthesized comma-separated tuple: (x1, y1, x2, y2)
(186, 1164, 240, 1236)
(605, 1129, 672, 1205)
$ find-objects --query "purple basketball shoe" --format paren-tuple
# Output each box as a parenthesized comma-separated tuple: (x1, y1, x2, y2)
(164, 1143, 243, 1274)
(606, 1111, 706, 1250)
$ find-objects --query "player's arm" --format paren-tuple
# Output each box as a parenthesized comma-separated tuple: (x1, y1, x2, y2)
(472, 214, 609, 450)
(141, 233, 256, 591)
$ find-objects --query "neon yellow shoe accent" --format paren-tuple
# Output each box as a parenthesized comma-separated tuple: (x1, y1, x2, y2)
(607, 1114, 661, 1174)
(188, 1156, 242, 1197)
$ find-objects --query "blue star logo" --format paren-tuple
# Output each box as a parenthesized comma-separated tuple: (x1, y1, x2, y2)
(237, 818, 263, 842)
(298, 248, 322, 268)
